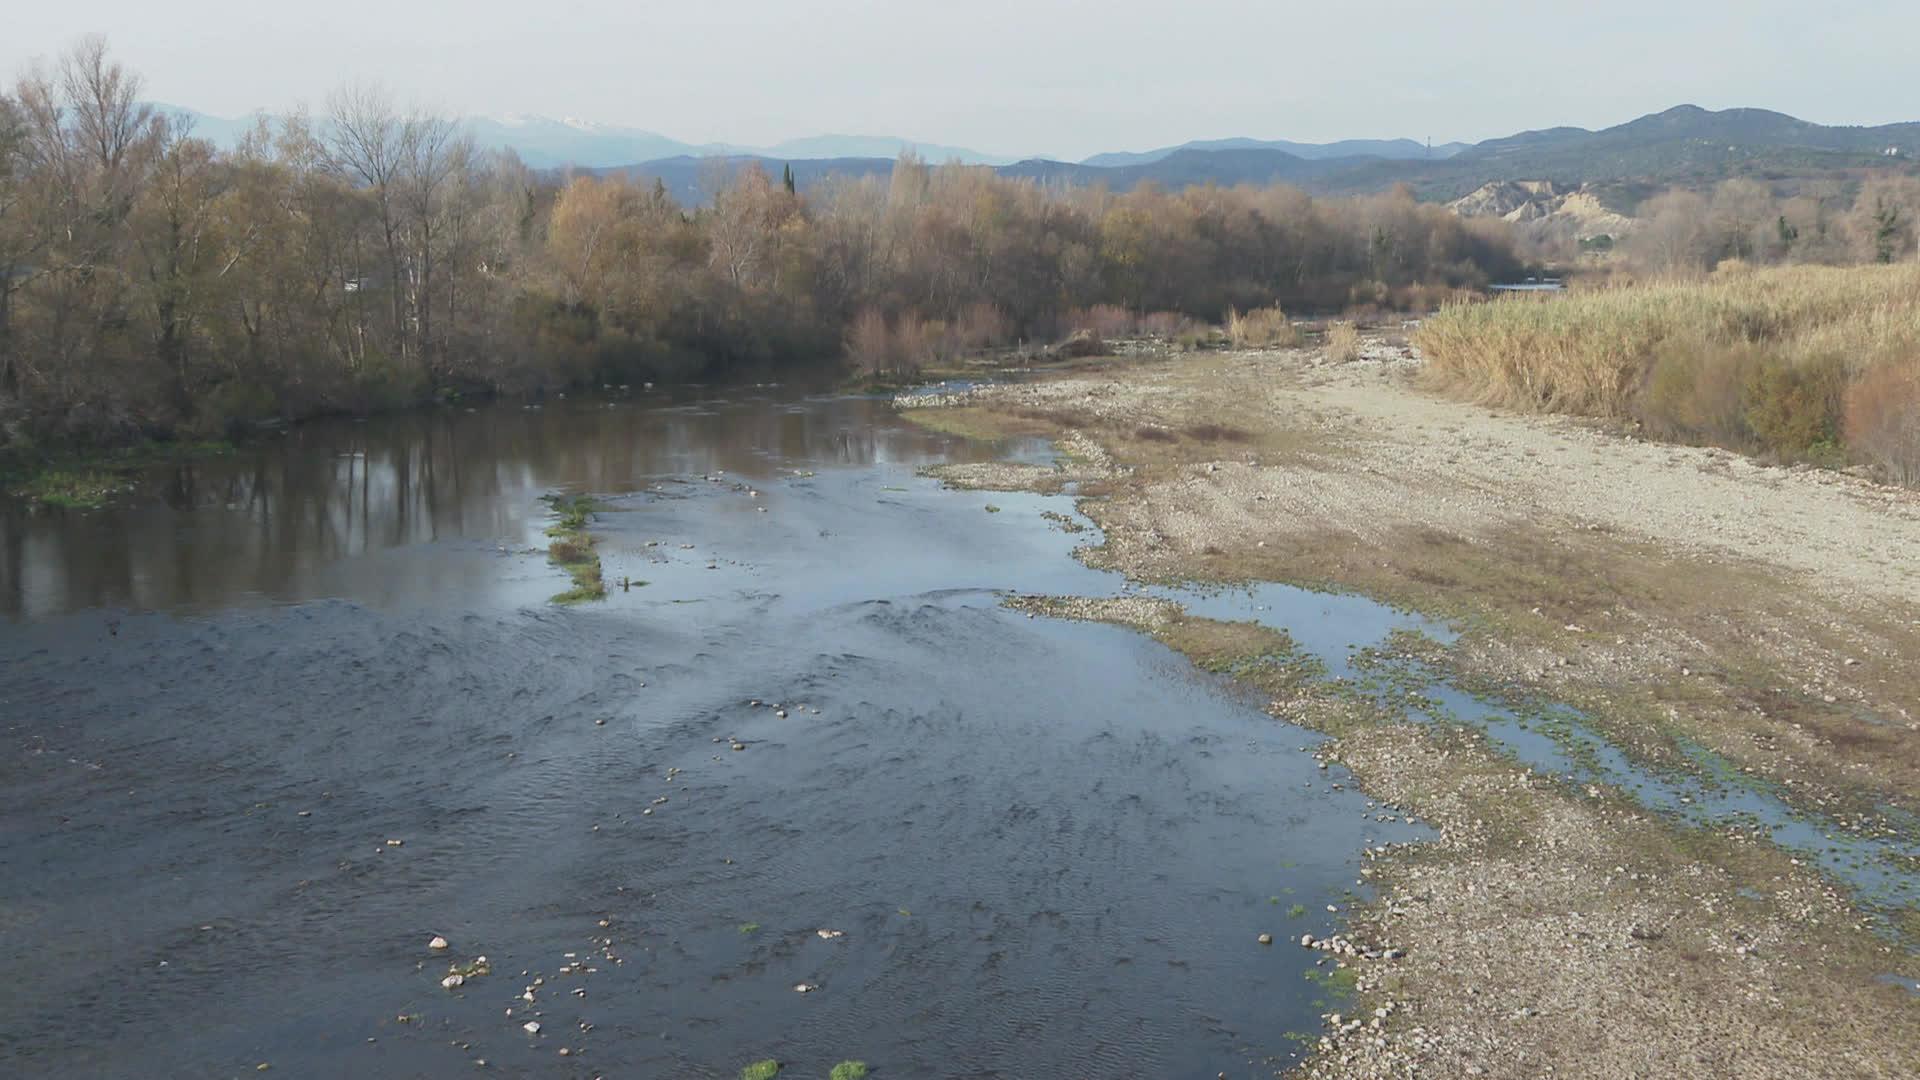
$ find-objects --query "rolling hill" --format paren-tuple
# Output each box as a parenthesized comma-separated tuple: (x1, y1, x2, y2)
(156, 101, 1920, 209)
(1083, 136, 1468, 168)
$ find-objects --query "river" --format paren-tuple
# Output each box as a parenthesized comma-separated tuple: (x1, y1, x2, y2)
(0, 386, 1422, 1078)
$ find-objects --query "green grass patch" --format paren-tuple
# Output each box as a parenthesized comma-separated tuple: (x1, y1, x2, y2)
(830, 1063, 868, 1080)
(740, 1061, 780, 1080)
(1288, 903, 1309, 918)
(738, 922, 760, 934)
(10, 469, 131, 510)
(4, 438, 236, 510)
(542, 494, 607, 604)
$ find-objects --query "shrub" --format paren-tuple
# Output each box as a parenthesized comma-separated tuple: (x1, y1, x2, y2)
(830, 1063, 869, 1080)
(740, 1062, 780, 1080)
(1846, 361, 1920, 483)
(846, 308, 893, 376)
(1637, 339, 1756, 447)
(952, 302, 1012, 351)
(1326, 321, 1361, 362)
(1174, 324, 1216, 352)
(1742, 352, 1846, 460)
(1226, 306, 1298, 348)
(891, 314, 935, 372)
(1066, 304, 1137, 338)
(1138, 310, 1200, 340)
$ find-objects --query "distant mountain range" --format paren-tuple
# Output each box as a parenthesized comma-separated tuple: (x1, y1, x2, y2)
(155, 106, 1022, 168)
(1081, 136, 1469, 167)
(156, 103, 1920, 208)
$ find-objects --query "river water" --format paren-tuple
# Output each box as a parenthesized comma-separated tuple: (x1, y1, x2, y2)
(1, 387, 1425, 1079)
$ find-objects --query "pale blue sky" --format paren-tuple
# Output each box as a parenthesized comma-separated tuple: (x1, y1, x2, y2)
(4, 0, 1912, 160)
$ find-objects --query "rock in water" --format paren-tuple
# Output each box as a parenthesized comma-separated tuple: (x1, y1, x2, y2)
(429, 936, 449, 951)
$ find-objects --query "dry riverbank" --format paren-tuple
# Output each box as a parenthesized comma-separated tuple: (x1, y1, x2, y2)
(903, 340, 1920, 1078)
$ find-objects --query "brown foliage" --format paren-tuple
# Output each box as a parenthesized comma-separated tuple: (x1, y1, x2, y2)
(1846, 362, 1920, 483)
(1, 36, 1547, 449)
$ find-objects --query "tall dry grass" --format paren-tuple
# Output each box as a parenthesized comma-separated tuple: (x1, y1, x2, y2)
(1226, 307, 1298, 348)
(1416, 264, 1920, 475)
(1326, 321, 1361, 362)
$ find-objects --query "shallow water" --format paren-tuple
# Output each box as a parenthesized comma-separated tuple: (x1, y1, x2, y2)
(6, 385, 1912, 1077)
(1, 389, 1423, 1078)
(1148, 581, 1920, 916)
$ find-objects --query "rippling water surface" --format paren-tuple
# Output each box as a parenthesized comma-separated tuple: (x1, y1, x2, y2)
(2, 388, 1420, 1078)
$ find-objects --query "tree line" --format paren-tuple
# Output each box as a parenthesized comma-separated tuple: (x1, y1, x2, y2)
(1535, 176, 1920, 273)
(0, 38, 1524, 449)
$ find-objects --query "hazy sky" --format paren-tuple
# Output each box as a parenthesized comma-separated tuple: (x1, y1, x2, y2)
(4, 1, 1913, 160)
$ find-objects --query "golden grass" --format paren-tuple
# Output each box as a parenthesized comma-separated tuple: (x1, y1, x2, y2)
(1326, 321, 1361, 361)
(1225, 306, 1297, 348)
(1416, 263, 1920, 419)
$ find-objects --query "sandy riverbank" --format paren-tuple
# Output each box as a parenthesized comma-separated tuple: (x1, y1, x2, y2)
(904, 340, 1920, 1078)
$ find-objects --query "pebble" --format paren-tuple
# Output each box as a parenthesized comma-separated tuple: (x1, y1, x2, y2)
(429, 936, 450, 951)
(794, 983, 817, 993)
(1258, 933, 1274, 945)
(522, 1021, 541, 1035)
(441, 974, 465, 990)
(816, 929, 844, 939)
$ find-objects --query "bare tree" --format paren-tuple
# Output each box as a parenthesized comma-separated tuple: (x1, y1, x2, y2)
(327, 84, 407, 354)
(0, 93, 30, 399)
(1627, 189, 1711, 274)
(132, 113, 230, 414)
(60, 36, 152, 174)
(397, 111, 469, 360)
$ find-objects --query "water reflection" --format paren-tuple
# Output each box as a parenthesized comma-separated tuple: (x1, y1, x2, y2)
(1, 388, 1042, 618)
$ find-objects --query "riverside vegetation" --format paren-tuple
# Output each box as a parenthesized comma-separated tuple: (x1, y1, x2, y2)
(0, 37, 1520, 457)
(542, 494, 605, 604)
(1418, 263, 1920, 483)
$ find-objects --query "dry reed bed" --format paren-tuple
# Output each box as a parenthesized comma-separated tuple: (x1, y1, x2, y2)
(1416, 264, 1920, 478)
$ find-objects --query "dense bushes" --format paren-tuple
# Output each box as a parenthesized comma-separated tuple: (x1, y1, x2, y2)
(1418, 264, 1920, 478)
